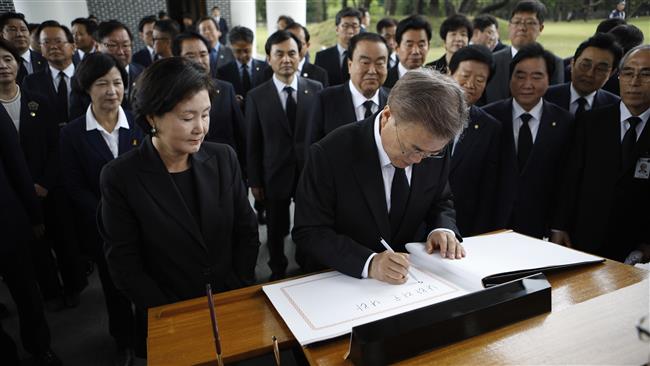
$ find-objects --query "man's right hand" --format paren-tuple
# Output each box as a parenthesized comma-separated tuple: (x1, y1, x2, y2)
(368, 251, 410, 285)
(251, 187, 265, 202)
(550, 230, 573, 248)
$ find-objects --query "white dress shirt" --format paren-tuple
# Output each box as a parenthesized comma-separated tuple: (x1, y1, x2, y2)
(272, 74, 298, 111)
(512, 98, 543, 152)
(619, 102, 649, 142)
(397, 62, 410, 78)
(349, 80, 380, 121)
(569, 83, 596, 116)
(85, 105, 130, 158)
(510, 46, 519, 59)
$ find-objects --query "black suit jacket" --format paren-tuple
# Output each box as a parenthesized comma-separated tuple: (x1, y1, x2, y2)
(425, 54, 448, 74)
(554, 104, 650, 261)
(292, 116, 460, 277)
(208, 79, 246, 170)
(383, 64, 399, 88)
(17, 50, 47, 86)
(483, 98, 573, 238)
(0, 89, 58, 191)
(449, 106, 502, 236)
(246, 77, 323, 200)
(314, 45, 348, 86)
(99, 137, 259, 309)
(22, 66, 70, 129)
(218, 18, 229, 45)
(209, 46, 235, 78)
(0, 113, 42, 252)
(307, 83, 389, 145)
(216, 59, 268, 98)
(544, 82, 619, 114)
(132, 48, 153, 68)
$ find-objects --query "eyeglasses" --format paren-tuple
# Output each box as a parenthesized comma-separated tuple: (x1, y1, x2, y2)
(619, 68, 650, 84)
(394, 122, 446, 159)
(103, 42, 132, 51)
(339, 23, 360, 31)
(40, 39, 70, 48)
(576, 60, 612, 75)
(509, 19, 540, 28)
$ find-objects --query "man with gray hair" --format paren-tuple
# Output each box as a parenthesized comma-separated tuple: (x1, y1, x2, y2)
(293, 69, 467, 284)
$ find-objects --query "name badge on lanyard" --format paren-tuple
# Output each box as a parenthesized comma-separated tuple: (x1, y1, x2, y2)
(634, 156, 650, 179)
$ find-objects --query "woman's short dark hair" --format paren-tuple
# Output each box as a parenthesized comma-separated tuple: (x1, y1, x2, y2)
(509, 42, 555, 83)
(74, 53, 128, 95)
(132, 57, 216, 134)
(0, 38, 23, 66)
(449, 45, 496, 82)
(439, 14, 472, 40)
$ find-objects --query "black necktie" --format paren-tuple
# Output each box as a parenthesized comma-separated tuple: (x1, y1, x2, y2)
(621, 116, 641, 165)
(57, 71, 69, 122)
(241, 64, 251, 94)
(284, 86, 296, 133)
(575, 97, 587, 116)
(389, 167, 409, 239)
(18, 62, 28, 83)
(341, 51, 349, 80)
(362, 100, 374, 119)
(517, 113, 533, 171)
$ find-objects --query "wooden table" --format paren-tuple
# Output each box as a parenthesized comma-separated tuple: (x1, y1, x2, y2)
(148, 260, 647, 365)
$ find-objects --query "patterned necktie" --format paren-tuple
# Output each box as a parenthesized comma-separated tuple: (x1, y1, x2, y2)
(621, 116, 641, 165)
(284, 86, 296, 133)
(517, 113, 533, 171)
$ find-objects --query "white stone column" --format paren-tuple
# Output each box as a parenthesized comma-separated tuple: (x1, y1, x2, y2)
(14, 0, 89, 25)
(229, 0, 257, 56)
(265, 0, 306, 33)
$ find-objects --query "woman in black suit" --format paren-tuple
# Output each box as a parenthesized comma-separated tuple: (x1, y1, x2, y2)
(60, 52, 143, 359)
(99, 57, 259, 356)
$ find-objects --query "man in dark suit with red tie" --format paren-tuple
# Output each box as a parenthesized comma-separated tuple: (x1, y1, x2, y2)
(314, 7, 361, 86)
(293, 69, 466, 284)
(483, 43, 573, 239)
(552, 45, 650, 263)
(1, 12, 46, 85)
(246, 31, 322, 280)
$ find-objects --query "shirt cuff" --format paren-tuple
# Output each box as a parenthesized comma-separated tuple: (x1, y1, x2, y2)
(361, 252, 377, 278)
(427, 228, 455, 241)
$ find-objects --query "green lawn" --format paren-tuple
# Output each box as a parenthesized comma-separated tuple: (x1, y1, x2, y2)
(256, 16, 649, 62)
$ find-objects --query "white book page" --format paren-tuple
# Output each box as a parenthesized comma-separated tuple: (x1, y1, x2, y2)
(406, 231, 604, 286)
(263, 267, 469, 346)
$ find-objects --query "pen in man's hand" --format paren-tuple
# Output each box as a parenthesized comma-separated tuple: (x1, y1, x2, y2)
(379, 237, 421, 283)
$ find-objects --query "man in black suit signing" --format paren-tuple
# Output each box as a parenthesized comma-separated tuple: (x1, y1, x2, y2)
(483, 43, 573, 239)
(545, 33, 622, 117)
(308, 32, 390, 145)
(246, 31, 323, 280)
(314, 7, 362, 86)
(293, 69, 466, 284)
(552, 45, 650, 263)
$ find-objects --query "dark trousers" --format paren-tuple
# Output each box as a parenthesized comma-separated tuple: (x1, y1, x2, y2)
(0, 245, 51, 355)
(266, 198, 292, 274)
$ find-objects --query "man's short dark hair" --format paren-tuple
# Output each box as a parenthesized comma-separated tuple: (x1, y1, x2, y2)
(132, 57, 216, 135)
(212, 6, 220, 11)
(96, 20, 133, 42)
(396, 15, 432, 45)
(71, 18, 98, 39)
(197, 16, 220, 31)
(0, 38, 22, 66)
(277, 15, 294, 25)
(0, 12, 28, 30)
(608, 24, 644, 54)
(347, 32, 389, 60)
(376, 17, 398, 33)
(74, 52, 128, 94)
(358, 7, 369, 15)
(228, 26, 254, 45)
(285, 22, 310, 43)
(264, 30, 301, 55)
(596, 18, 626, 34)
(509, 42, 555, 82)
(449, 45, 496, 82)
(511, 0, 546, 24)
(473, 14, 498, 31)
(138, 15, 157, 33)
(573, 33, 623, 70)
(439, 14, 473, 40)
(154, 19, 180, 39)
(172, 31, 210, 56)
(28, 23, 39, 33)
(158, 11, 168, 19)
(335, 7, 362, 26)
(37, 20, 74, 43)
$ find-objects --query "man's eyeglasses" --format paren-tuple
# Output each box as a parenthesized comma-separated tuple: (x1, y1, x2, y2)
(509, 19, 540, 28)
(339, 23, 360, 31)
(619, 68, 650, 84)
(40, 39, 70, 48)
(103, 42, 132, 51)
(394, 123, 446, 159)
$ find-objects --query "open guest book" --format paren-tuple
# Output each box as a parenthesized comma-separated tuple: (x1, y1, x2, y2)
(263, 231, 604, 346)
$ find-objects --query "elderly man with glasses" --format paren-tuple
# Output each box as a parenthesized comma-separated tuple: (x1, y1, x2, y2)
(293, 69, 467, 285)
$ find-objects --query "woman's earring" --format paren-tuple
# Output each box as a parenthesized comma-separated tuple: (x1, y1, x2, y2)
(151, 126, 157, 135)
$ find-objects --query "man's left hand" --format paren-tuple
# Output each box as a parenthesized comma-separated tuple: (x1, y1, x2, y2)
(426, 231, 465, 259)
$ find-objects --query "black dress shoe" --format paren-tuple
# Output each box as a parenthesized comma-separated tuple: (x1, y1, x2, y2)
(34, 349, 62, 366)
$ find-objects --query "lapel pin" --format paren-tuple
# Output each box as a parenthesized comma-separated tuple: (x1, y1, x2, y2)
(132, 139, 138, 146)
(30, 112, 36, 117)
(303, 72, 309, 77)
(216, 89, 220, 94)
(255, 66, 260, 71)
(220, 54, 224, 59)
(474, 124, 479, 129)
(304, 90, 309, 94)
(551, 121, 557, 127)
(27, 101, 39, 111)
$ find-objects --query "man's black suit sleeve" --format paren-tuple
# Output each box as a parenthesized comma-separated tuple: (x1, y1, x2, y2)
(245, 92, 263, 188)
(293, 143, 375, 278)
(99, 163, 169, 309)
(306, 92, 326, 147)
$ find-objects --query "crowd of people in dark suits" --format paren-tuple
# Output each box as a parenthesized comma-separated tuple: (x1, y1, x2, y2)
(0, 0, 648, 364)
